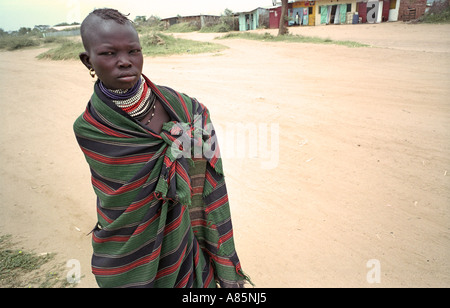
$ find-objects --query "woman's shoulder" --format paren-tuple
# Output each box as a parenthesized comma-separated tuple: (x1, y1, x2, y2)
(155, 84, 208, 119)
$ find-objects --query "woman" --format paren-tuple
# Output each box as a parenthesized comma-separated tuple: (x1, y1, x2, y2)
(73, 8, 251, 288)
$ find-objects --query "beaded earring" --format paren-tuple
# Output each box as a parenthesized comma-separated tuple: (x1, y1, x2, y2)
(89, 68, 96, 78)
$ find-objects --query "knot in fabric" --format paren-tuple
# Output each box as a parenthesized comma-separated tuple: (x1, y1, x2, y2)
(154, 114, 222, 206)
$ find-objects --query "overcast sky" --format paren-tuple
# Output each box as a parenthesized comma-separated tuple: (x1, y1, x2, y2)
(0, 0, 276, 31)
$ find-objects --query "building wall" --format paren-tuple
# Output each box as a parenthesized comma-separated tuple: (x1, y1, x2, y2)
(388, 0, 401, 21)
(269, 6, 286, 29)
(291, 1, 317, 26)
(239, 13, 257, 31)
(315, 0, 358, 25)
(357, 0, 390, 23)
(397, 0, 427, 21)
(238, 8, 269, 31)
(273, 0, 418, 27)
(315, 0, 403, 24)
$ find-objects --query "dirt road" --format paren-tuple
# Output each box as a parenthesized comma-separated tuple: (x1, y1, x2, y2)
(1, 22, 449, 287)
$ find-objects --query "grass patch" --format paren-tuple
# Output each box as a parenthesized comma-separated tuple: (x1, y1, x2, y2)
(37, 39, 83, 60)
(219, 32, 369, 48)
(0, 36, 40, 51)
(165, 22, 200, 33)
(199, 23, 233, 33)
(0, 234, 71, 288)
(140, 32, 227, 57)
(36, 32, 226, 60)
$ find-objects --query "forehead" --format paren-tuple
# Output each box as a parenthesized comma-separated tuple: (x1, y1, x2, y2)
(83, 18, 140, 50)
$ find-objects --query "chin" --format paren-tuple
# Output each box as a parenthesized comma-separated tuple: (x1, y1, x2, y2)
(118, 76, 140, 89)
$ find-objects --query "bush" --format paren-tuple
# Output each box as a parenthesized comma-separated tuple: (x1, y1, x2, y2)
(422, 0, 450, 23)
(37, 40, 84, 60)
(0, 36, 40, 51)
(135, 15, 165, 33)
(140, 32, 227, 57)
(141, 33, 166, 46)
(200, 23, 232, 33)
(42, 37, 70, 44)
(166, 22, 200, 33)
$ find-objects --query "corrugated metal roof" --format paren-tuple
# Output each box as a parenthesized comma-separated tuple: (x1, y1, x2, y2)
(160, 14, 220, 21)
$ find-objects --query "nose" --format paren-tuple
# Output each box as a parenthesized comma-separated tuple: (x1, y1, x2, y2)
(117, 53, 132, 68)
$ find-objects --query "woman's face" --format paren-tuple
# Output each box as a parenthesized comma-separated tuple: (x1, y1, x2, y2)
(80, 20, 143, 90)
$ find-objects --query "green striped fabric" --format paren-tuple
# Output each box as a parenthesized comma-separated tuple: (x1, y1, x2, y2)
(73, 76, 252, 288)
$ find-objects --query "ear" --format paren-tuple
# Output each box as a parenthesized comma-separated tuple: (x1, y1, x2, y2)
(79, 52, 92, 70)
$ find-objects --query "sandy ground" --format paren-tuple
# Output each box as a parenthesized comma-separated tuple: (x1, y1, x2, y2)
(0, 22, 449, 288)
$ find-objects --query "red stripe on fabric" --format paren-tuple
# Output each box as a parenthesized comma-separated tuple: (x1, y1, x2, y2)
(92, 245, 162, 276)
(203, 262, 215, 288)
(192, 187, 203, 195)
(96, 205, 113, 224)
(83, 109, 131, 138)
(91, 177, 115, 195)
(175, 272, 190, 288)
(125, 193, 155, 213)
(92, 233, 129, 244)
(205, 171, 217, 189)
(175, 163, 191, 191)
(194, 240, 200, 267)
(164, 205, 186, 235)
(156, 245, 187, 280)
(209, 151, 219, 168)
(133, 207, 161, 236)
(92, 174, 150, 196)
(176, 92, 191, 123)
(191, 219, 217, 230)
(81, 147, 152, 165)
(217, 229, 233, 250)
(162, 131, 177, 143)
(210, 254, 234, 267)
(200, 102, 208, 128)
(144, 76, 178, 117)
(164, 156, 172, 167)
(205, 195, 228, 215)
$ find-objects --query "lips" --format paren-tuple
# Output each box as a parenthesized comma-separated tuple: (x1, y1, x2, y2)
(117, 74, 137, 83)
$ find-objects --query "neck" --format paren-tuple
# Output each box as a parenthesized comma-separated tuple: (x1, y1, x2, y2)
(99, 75, 156, 120)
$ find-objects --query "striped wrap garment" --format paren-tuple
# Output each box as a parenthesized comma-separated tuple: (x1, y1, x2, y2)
(73, 75, 251, 288)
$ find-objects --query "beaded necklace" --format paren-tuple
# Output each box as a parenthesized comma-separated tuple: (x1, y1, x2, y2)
(99, 76, 157, 122)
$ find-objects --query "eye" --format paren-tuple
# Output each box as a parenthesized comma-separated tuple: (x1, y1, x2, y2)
(130, 48, 142, 54)
(100, 51, 114, 56)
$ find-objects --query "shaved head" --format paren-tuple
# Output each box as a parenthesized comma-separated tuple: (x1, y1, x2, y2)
(80, 8, 135, 52)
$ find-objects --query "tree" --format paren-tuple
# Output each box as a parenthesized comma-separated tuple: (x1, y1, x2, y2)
(278, 0, 289, 36)
(18, 27, 31, 35)
(134, 16, 147, 25)
(221, 8, 236, 30)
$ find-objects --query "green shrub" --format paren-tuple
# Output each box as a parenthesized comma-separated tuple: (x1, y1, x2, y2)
(421, 1, 450, 23)
(141, 32, 166, 46)
(200, 23, 232, 33)
(141, 32, 226, 56)
(0, 36, 40, 51)
(37, 40, 84, 60)
(166, 22, 200, 33)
